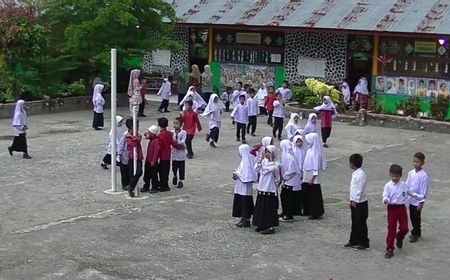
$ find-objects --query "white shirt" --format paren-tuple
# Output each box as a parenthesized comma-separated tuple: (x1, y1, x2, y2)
(231, 103, 248, 124)
(118, 131, 129, 165)
(285, 124, 299, 142)
(277, 87, 292, 101)
(256, 159, 280, 193)
(350, 168, 368, 203)
(232, 90, 246, 105)
(93, 96, 105, 113)
(246, 97, 258, 116)
(171, 129, 186, 161)
(157, 81, 171, 100)
(406, 169, 430, 206)
(234, 180, 253, 196)
(256, 88, 267, 107)
(272, 100, 285, 118)
(302, 170, 320, 184)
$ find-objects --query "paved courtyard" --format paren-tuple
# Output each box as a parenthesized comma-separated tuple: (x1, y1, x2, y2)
(1, 101, 449, 280)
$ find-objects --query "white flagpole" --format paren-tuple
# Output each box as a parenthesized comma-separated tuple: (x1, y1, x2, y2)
(110, 48, 118, 192)
(133, 105, 139, 197)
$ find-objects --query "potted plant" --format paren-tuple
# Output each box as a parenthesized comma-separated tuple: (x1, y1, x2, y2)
(395, 97, 421, 118)
(430, 95, 449, 121)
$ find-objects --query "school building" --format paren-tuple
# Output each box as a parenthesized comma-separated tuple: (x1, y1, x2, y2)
(143, 0, 450, 114)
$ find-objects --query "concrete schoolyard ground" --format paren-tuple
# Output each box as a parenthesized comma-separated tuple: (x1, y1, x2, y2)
(0, 100, 449, 280)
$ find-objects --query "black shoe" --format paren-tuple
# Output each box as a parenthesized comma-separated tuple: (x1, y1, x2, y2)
(187, 154, 193, 159)
(385, 250, 394, 258)
(210, 142, 217, 148)
(122, 186, 129, 191)
(277, 136, 282, 141)
(308, 216, 321, 220)
(344, 242, 358, 248)
(323, 143, 329, 148)
(128, 189, 135, 197)
(173, 177, 178, 186)
(159, 187, 171, 192)
(157, 108, 163, 113)
(177, 181, 184, 189)
(260, 227, 275, 235)
(279, 216, 294, 222)
(236, 219, 244, 227)
(251, 133, 256, 137)
(7, 147, 12, 156)
(396, 238, 403, 249)
(237, 219, 251, 228)
(101, 163, 108, 170)
(409, 235, 419, 243)
(94, 127, 102, 131)
(255, 227, 263, 232)
(242, 140, 247, 144)
(149, 188, 159, 194)
(23, 154, 32, 159)
(140, 188, 149, 193)
(206, 133, 210, 142)
(355, 244, 370, 250)
(138, 114, 147, 117)
(236, 138, 240, 142)
(164, 110, 170, 113)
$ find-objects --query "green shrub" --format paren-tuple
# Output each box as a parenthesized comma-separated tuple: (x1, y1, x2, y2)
(292, 85, 311, 105)
(395, 97, 421, 118)
(65, 79, 86, 96)
(430, 95, 449, 121)
(0, 88, 15, 103)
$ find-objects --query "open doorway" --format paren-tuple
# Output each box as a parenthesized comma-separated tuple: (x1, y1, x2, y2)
(189, 28, 209, 71)
(346, 35, 374, 92)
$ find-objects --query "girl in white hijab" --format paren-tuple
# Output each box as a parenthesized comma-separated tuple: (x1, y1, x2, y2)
(232, 144, 257, 228)
(8, 99, 31, 159)
(354, 77, 369, 110)
(279, 140, 302, 222)
(179, 86, 207, 112)
(284, 113, 300, 142)
(302, 133, 326, 220)
(302, 113, 318, 136)
(250, 136, 274, 167)
(292, 134, 308, 215)
(256, 83, 268, 115)
(342, 82, 351, 106)
(252, 145, 281, 234)
(314, 96, 337, 148)
(202, 94, 223, 148)
(92, 84, 105, 130)
(101, 115, 126, 169)
(127, 69, 142, 116)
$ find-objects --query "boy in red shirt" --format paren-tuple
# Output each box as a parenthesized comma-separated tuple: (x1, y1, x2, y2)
(141, 125, 160, 193)
(155, 117, 184, 192)
(182, 100, 202, 159)
(265, 85, 277, 127)
(125, 118, 144, 198)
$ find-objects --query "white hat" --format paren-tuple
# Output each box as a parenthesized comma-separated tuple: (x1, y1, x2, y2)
(148, 125, 159, 135)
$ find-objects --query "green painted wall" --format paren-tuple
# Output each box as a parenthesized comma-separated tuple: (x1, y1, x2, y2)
(275, 66, 285, 88)
(376, 94, 450, 118)
(210, 61, 221, 95)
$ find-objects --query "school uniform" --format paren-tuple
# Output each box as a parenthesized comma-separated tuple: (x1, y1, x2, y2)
(92, 84, 105, 129)
(8, 100, 30, 158)
(256, 86, 268, 115)
(276, 87, 292, 101)
(182, 110, 202, 157)
(280, 140, 302, 220)
(157, 128, 182, 191)
(202, 94, 223, 145)
(126, 134, 144, 195)
(250, 136, 273, 182)
(302, 113, 319, 136)
(172, 129, 187, 185)
(252, 145, 280, 232)
(232, 145, 257, 223)
(284, 113, 300, 142)
(265, 93, 276, 126)
(118, 131, 130, 189)
(180, 87, 207, 112)
(102, 116, 125, 167)
(230, 101, 248, 142)
(272, 100, 285, 139)
(157, 79, 171, 112)
(246, 96, 258, 135)
(314, 96, 337, 144)
(292, 135, 308, 215)
(348, 168, 370, 247)
(354, 78, 369, 110)
(302, 133, 326, 219)
(142, 136, 160, 192)
(406, 169, 430, 238)
(231, 89, 246, 106)
(221, 92, 232, 112)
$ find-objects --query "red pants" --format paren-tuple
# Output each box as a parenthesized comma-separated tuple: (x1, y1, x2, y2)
(386, 205, 409, 251)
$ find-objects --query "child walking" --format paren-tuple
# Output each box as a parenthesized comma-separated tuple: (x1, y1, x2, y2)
(272, 92, 285, 141)
(302, 113, 319, 136)
(252, 145, 280, 235)
(256, 83, 268, 115)
(314, 96, 337, 148)
(382, 164, 424, 258)
(171, 117, 187, 189)
(157, 77, 172, 113)
(406, 152, 430, 243)
(279, 140, 302, 222)
(141, 125, 160, 193)
(101, 116, 125, 169)
(344, 154, 370, 250)
(284, 113, 300, 142)
(302, 133, 326, 220)
(232, 81, 245, 106)
(8, 99, 31, 159)
(182, 100, 203, 159)
(232, 144, 257, 228)
(292, 135, 307, 215)
(276, 80, 293, 101)
(124, 118, 144, 198)
(246, 88, 258, 137)
(231, 94, 248, 144)
(265, 85, 276, 126)
(92, 84, 105, 130)
(221, 87, 233, 112)
(203, 94, 223, 148)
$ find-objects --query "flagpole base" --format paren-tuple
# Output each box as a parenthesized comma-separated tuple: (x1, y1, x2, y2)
(104, 189, 127, 195)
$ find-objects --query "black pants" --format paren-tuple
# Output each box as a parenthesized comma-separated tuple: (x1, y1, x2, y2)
(236, 122, 246, 141)
(409, 205, 422, 237)
(281, 185, 295, 219)
(158, 160, 171, 190)
(128, 160, 143, 192)
(143, 162, 158, 190)
(247, 115, 257, 134)
(120, 163, 130, 188)
(93, 112, 104, 128)
(272, 117, 283, 138)
(210, 127, 219, 143)
(11, 133, 28, 153)
(185, 134, 194, 156)
(225, 101, 230, 112)
(172, 160, 185, 180)
(321, 127, 332, 143)
(349, 201, 370, 246)
(267, 111, 273, 125)
(259, 106, 267, 115)
(138, 101, 146, 115)
(159, 99, 169, 111)
(305, 183, 324, 218)
(102, 154, 112, 165)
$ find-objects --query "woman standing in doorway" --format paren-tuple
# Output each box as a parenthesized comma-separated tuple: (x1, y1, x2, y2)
(201, 65, 214, 103)
(189, 64, 201, 90)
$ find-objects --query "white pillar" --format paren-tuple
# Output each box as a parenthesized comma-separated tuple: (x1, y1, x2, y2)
(110, 48, 118, 193)
(132, 105, 139, 197)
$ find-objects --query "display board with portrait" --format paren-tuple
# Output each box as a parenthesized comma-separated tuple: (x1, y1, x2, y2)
(374, 75, 449, 99)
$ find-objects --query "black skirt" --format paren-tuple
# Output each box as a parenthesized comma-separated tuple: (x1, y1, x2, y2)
(11, 133, 27, 153)
(93, 112, 104, 128)
(281, 185, 303, 216)
(306, 184, 325, 218)
(252, 192, 279, 229)
(232, 194, 254, 219)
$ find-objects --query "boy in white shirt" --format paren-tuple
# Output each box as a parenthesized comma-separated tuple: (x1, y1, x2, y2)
(221, 87, 233, 112)
(231, 94, 248, 144)
(157, 78, 172, 113)
(276, 80, 292, 101)
(231, 82, 245, 106)
(406, 152, 430, 243)
(171, 117, 187, 189)
(272, 92, 285, 141)
(344, 154, 369, 250)
(382, 164, 424, 259)
(246, 88, 259, 137)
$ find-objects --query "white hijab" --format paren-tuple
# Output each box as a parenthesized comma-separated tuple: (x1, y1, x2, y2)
(284, 113, 300, 130)
(355, 77, 369, 95)
(234, 144, 257, 183)
(92, 84, 104, 104)
(292, 135, 307, 170)
(314, 96, 337, 118)
(342, 82, 351, 104)
(12, 100, 27, 127)
(180, 86, 206, 107)
(202, 94, 223, 116)
(302, 113, 317, 135)
(280, 140, 292, 174)
(303, 133, 327, 171)
(110, 115, 125, 138)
